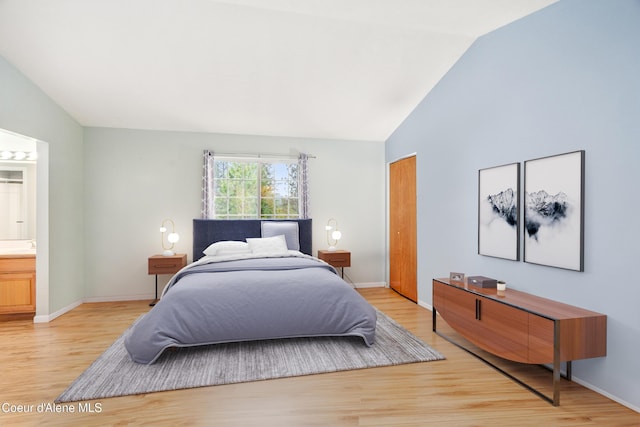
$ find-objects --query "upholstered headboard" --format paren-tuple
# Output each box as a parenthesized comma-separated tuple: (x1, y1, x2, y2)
(193, 219, 313, 260)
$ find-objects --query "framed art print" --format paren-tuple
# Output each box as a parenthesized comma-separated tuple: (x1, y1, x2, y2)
(524, 150, 585, 271)
(478, 162, 520, 261)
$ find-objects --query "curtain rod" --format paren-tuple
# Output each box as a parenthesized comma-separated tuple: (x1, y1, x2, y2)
(210, 151, 316, 159)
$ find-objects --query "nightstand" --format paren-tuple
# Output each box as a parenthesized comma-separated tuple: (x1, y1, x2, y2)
(148, 254, 187, 306)
(317, 250, 351, 278)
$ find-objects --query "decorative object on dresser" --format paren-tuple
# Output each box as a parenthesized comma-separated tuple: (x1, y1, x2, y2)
(159, 218, 180, 256)
(467, 275, 497, 288)
(324, 218, 342, 251)
(432, 277, 606, 406)
(147, 254, 187, 306)
(318, 249, 351, 278)
(478, 162, 520, 261)
(449, 272, 465, 284)
(524, 150, 585, 271)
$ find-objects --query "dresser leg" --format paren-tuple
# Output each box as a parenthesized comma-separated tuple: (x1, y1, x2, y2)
(432, 308, 437, 332)
(552, 320, 561, 406)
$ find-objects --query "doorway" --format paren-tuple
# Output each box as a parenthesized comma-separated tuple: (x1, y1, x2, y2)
(0, 128, 49, 320)
(0, 167, 28, 239)
(389, 155, 417, 302)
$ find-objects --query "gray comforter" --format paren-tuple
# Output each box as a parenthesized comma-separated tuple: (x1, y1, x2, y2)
(124, 252, 377, 364)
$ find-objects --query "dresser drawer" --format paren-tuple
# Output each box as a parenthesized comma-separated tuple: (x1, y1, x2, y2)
(148, 254, 187, 275)
(0, 257, 36, 273)
(317, 250, 351, 267)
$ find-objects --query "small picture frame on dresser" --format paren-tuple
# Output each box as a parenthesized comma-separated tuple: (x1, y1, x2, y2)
(449, 272, 465, 284)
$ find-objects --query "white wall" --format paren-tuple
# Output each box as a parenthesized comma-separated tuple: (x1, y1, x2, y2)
(83, 127, 386, 299)
(0, 54, 84, 316)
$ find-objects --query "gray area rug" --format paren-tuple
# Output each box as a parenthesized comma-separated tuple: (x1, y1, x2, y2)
(56, 310, 444, 402)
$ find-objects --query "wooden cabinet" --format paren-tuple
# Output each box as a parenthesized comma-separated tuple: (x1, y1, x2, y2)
(432, 278, 606, 405)
(437, 283, 530, 362)
(477, 296, 530, 362)
(0, 255, 36, 320)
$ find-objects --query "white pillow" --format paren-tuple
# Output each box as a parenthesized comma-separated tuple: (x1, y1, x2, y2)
(246, 235, 289, 255)
(203, 241, 251, 256)
(261, 221, 300, 251)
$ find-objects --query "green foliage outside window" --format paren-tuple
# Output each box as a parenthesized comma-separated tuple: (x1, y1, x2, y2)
(214, 159, 299, 219)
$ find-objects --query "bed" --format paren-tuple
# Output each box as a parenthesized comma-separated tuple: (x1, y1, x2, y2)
(124, 218, 377, 364)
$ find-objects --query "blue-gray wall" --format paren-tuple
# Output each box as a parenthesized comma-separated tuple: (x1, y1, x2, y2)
(386, 0, 640, 410)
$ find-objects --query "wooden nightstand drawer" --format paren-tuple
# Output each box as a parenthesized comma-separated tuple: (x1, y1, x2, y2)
(148, 254, 187, 275)
(317, 250, 351, 268)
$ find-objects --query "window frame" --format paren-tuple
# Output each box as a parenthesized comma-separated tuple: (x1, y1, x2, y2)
(212, 156, 301, 219)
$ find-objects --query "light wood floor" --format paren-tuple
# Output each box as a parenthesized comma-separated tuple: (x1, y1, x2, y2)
(0, 287, 637, 426)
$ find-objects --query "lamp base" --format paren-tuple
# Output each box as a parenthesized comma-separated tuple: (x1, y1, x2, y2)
(327, 246, 337, 252)
(162, 249, 175, 256)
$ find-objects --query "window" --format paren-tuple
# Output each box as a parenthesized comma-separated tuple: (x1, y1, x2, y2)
(212, 157, 300, 219)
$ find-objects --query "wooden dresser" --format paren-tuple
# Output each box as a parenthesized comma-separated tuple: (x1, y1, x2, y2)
(432, 278, 606, 405)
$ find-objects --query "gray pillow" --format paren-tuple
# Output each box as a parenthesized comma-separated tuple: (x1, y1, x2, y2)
(261, 221, 300, 251)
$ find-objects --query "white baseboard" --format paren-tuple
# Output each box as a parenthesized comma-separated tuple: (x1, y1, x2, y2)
(571, 376, 640, 413)
(33, 299, 82, 323)
(417, 299, 432, 311)
(82, 294, 154, 303)
(353, 282, 386, 289)
(33, 294, 153, 323)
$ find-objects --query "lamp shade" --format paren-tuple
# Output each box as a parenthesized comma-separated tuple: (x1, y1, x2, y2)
(160, 219, 179, 256)
(326, 218, 341, 251)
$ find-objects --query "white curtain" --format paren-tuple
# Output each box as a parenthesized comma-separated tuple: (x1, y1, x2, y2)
(201, 150, 214, 218)
(298, 153, 310, 219)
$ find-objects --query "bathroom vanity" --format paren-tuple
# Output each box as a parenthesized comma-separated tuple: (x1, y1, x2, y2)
(0, 254, 36, 320)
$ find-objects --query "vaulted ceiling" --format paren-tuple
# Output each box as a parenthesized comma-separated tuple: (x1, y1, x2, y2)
(0, 0, 556, 142)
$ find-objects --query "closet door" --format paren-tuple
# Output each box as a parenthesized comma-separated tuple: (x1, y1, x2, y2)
(389, 155, 417, 302)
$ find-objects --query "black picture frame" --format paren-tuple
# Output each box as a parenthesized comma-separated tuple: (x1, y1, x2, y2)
(524, 150, 585, 271)
(478, 162, 520, 261)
